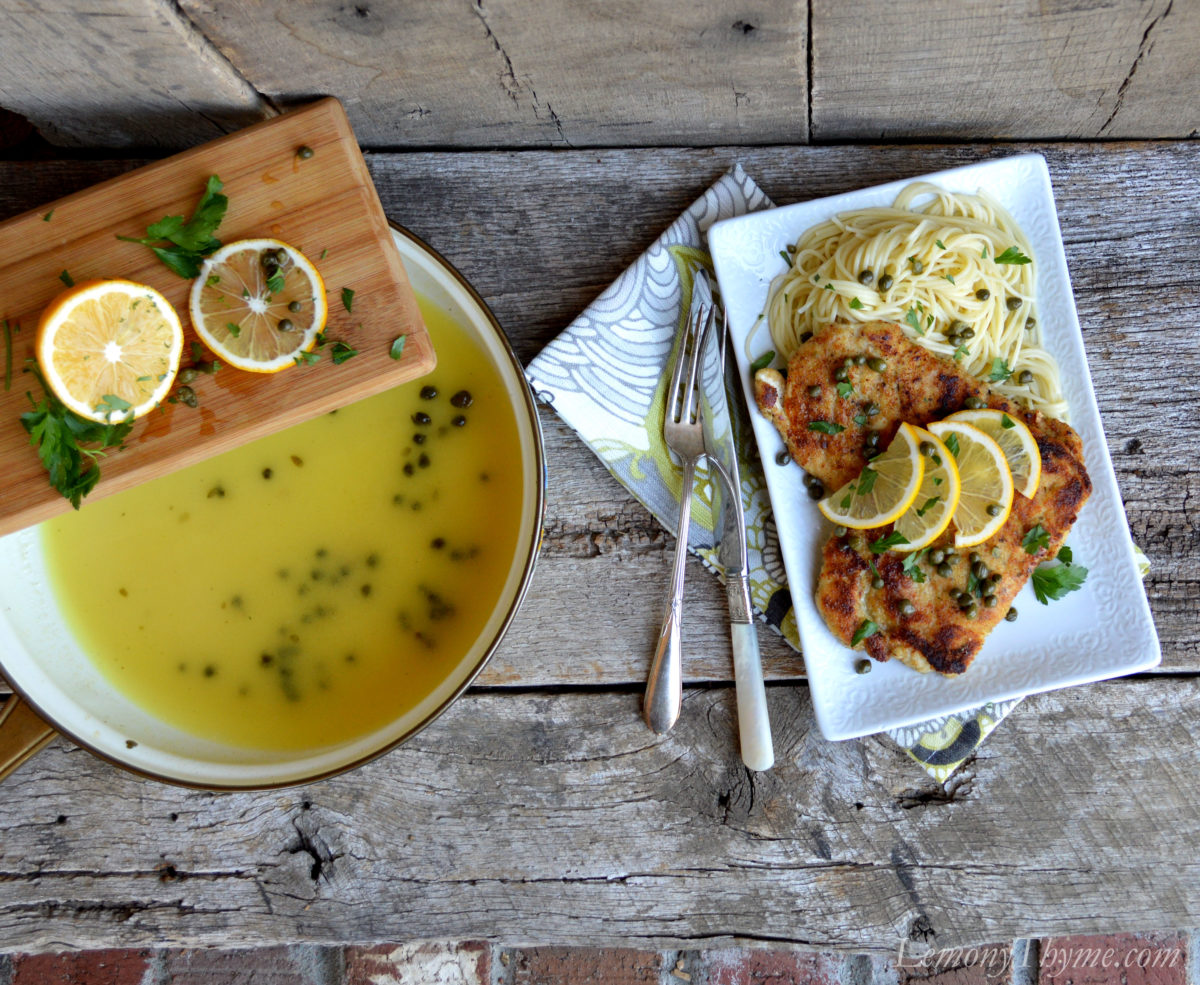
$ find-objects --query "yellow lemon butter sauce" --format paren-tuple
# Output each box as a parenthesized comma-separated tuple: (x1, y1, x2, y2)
(41, 300, 523, 751)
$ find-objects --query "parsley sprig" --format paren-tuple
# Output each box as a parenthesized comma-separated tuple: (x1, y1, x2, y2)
(116, 175, 228, 278)
(1032, 546, 1088, 604)
(20, 367, 133, 508)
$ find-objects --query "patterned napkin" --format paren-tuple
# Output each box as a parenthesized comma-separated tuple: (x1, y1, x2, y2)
(525, 165, 1143, 781)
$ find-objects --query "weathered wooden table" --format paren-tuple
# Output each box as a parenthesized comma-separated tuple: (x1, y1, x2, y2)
(1, 142, 1196, 953)
(1, 0, 1198, 957)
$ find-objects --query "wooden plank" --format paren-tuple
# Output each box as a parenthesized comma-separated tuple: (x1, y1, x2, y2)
(1, 679, 1198, 951)
(0, 143, 1195, 684)
(811, 0, 1200, 140)
(0, 99, 434, 536)
(178, 0, 808, 148)
(0, 0, 270, 147)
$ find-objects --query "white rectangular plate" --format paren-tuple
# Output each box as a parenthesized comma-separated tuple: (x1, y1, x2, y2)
(708, 154, 1160, 740)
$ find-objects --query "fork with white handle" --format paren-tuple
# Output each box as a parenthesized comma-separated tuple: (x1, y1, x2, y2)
(643, 295, 715, 734)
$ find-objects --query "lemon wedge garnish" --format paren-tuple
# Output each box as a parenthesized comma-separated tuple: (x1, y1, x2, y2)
(818, 422, 924, 530)
(893, 426, 962, 551)
(947, 408, 1041, 498)
(36, 278, 184, 423)
(927, 420, 1014, 547)
(189, 238, 327, 373)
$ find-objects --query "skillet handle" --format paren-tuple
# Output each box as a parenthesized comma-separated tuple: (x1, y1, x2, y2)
(0, 694, 56, 782)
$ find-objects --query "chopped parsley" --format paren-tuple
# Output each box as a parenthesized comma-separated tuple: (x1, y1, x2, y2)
(853, 414, 869, 426)
(849, 297, 863, 310)
(988, 357, 1013, 382)
(330, 340, 358, 365)
(779, 249, 791, 265)
(389, 335, 407, 360)
(341, 287, 355, 313)
(750, 350, 775, 373)
(935, 239, 946, 249)
(905, 308, 924, 335)
(95, 393, 132, 417)
(823, 282, 835, 291)
(994, 246, 1032, 265)
(944, 274, 955, 284)
(226, 322, 241, 338)
(915, 496, 940, 517)
(1022, 524, 1050, 555)
(1001, 414, 1016, 429)
(869, 530, 909, 554)
(206, 273, 221, 287)
(944, 433, 960, 459)
(1057, 545, 1073, 564)
(836, 381, 854, 399)
(59, 269, 74, 287)
(856, 466, 878, 496)
(43, 209, 54, 222)
(953, 343, 970, 362)
(851, 620, 879, 647)
(981, 245, 988, 260)
(265, 272, 285, 295)
(293, 351, 319, 366)
(808, 420, 845, 435)
(902, 548, 927, 583)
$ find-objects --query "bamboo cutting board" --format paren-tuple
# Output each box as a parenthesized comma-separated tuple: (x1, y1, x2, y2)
(0, 97, 434, 536)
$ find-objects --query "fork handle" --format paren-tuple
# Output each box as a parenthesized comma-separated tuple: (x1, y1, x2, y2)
(728, 590, 774, 772)
(644, 457, 696, 734)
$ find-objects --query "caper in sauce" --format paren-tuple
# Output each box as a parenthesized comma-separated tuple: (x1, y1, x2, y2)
(878, 273, 894, 291)
(975, 288, 990, 301)
(858, 270, 874, 286)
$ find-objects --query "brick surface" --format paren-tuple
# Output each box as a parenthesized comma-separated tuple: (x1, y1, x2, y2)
(698, 948, 844, 985)
(896, 943, 1013, 985)
(8, 949, 152, 985)
(159, 944, 342, 984)
(501, 946, 664, 985)
(1038, 934, 1187, 985)
(345, 942, 489, 985)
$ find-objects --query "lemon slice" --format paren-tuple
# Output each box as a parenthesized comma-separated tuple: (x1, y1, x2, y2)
(35, 278, 183, 423)
(927, 420, 1014, 547)
(818, 422, 924, 530)
(893, 427, 962, 551)
(189, 238, 327, 373)
(946, 408, 1042, 498)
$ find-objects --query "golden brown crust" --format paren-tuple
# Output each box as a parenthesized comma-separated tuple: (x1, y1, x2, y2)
(761, 321, 1093, 677)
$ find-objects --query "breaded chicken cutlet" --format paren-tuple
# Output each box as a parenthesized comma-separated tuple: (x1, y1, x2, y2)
(754, 321, 1091, 676)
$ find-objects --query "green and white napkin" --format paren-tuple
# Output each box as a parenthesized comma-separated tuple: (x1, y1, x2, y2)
(525, 165, 1144, 782)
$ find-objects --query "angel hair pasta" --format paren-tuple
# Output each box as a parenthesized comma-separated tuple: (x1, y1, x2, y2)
(767, 182, 1067, 420)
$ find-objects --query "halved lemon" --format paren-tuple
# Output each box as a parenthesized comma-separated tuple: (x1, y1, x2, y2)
(35, 278, 183, 423)
(947, 408, 1042, 498)
(893, 426, 962, 551)
(818, 422, 924, 530)
(927, 420, 1014, 547)
(189, 238, 326, 373)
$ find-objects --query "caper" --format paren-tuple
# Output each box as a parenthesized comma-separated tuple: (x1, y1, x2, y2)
(1026, 317, 1037, 329)
(868, 357, 887, 373)
(800, 331, 813, 343)
(420, 385, 438, 400)
(909, 257, 924, 274)
(279, 318, 296, 333)
(866, 432, 880, 447)
(834, 367, 849, 382)
(864, 447, 880, 459)
(986, 503, 1003, 517)
(972, 561, 989, 579)
(866, 403, 880, 416)
(452, 415, 467, 427)
(950, 321, 969, 334)
(960, 327, 975, 339)
(177, 385, 198, 408)
(451, 390, 474, 408)
(918, 441, 933, 456)
(929, 549, 945, 565)
(957, 592, 973, 607)
(963, 602, 978, 617)
(807, 482, 825, 500)
(947, 333, 960, 347)
(858, 269, 874, 286)
(273, 248, 288, 265)
(855, 659, 872, 675)
(1006, 296, 1022, 311)
(803, 472, 819, 488)
(878, 273, 894, 291)
(775, 450, 791, 466)
(178, 367, 199, 384)
(855, 355, 867, 366)
(984, 595, 999, 608)
(288, 300, 302, 313)
(975, 288, 991, 301)
(937, 563, 953, 578)
(990, 572, 1002, 584)
(843, 357, 855, 369)
(900, 600, 916, 616)
(297, 145, 315, 160)
(944, 547, 958, 558)
(807, 384, 822, 398)
(969, 552, 982, 564)
(835, 525, 848, 537)
(872, 576, 884, 590)
(1005, 607, 1019, 622)
(412, 411, 432, 425)
(1018, 370, 1034, 385)
(964, 396, 984, 409)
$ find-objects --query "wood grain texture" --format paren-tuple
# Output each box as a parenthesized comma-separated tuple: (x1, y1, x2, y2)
(811, 0, 1200, 140)
(177, 0, 808, 148)
(0, 143, 1195, 682)
(0, 0, 270, 147)
(0, 98, 433, 536)
(1, 679, 1198, 951)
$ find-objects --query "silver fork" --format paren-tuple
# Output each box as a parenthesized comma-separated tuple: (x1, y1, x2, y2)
(644, 294, 715, 734)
